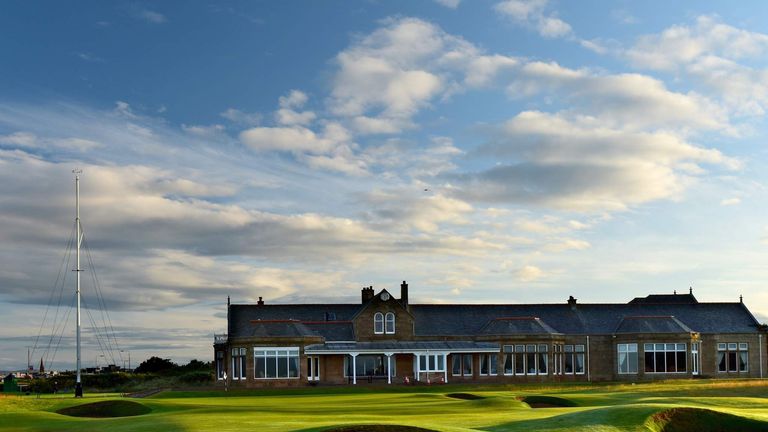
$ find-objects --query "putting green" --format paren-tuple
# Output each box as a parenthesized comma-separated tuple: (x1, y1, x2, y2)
(1, 380, 767, 431)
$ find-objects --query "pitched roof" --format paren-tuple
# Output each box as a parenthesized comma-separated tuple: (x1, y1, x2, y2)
(478, 317, 561, 335)
(227, 297, 761, 339)
(614, 316, 693, 334)
(628, 293, 698, 304)
(229, 304, 360, 340)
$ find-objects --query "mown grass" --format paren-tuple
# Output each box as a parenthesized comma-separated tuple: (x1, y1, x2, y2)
(1, 379, 767, 431)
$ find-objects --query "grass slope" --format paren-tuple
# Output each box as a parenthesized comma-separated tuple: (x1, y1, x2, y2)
(1, 380, 767, 431)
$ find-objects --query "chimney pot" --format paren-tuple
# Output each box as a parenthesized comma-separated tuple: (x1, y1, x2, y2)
(257, 296, 264, 306)
(361, 286, 375, 303)
(567, 295, 577, 310)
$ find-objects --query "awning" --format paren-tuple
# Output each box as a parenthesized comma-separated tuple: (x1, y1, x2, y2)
(304, 340, 499, 355)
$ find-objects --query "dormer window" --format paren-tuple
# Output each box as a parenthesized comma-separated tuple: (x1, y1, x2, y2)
(374, 312, 384, 334)
(385, 312, 395, 334)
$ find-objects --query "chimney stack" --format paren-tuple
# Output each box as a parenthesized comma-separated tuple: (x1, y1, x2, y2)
(361, 286, 374, 303)
(257, 296, 264, 306)
(567, 295, 577, 310)
(400, 281, 409, 308)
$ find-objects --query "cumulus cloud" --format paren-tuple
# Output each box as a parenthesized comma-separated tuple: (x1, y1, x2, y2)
(360, 188, 473, 233)
(220, 108, 261, 126)
(494, 0, 572, 39)
(450, 111, 738, 212)
(508, 62, 728, 131)
(328, 18, 471, 133)
(516, 265, 543, 281)
(434, 0, 461, 8)
(626, 16, 768, 116)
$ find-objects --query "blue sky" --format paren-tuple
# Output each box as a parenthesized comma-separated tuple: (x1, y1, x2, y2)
(1, 0, 768, 371)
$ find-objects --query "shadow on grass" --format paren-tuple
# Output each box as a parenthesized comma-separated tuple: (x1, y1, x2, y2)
(445, 393, 485, 400)
(317, 425, 437, 432)
(518, 395, 578, 408)
(56, 400, 151, 418)
(646, 407, 768, 432)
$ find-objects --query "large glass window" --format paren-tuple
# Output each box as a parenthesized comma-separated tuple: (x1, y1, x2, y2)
(480, 354, 498, 375)
(345, 354, 395, 377)
(718, 342, 748, 373)
(254, 347, 299, 379)
(418, 354, 445, 372)
(618, 343, 638, 374)
(538, 344, 548, 375)
(462, 353, 473, 376)
(514, 345, 525, 375)
(644, 343, 686, 373)
(563, 344, 584, 375)
(503, 345, 514, 375)
(450, 353, 473, 376)
(385, 312, 395, 334)
(451, 354, 461, 376)
(231, 347, 246, 380)
(374, 313, 384, 334)
(553, 344, 563, 375)
(216, 351, 225, 380)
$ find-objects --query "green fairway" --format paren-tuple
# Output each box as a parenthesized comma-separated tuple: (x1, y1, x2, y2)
(2, 380, 768, 431)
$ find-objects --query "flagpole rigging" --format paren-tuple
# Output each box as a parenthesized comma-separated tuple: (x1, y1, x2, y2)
(73, 169, 83, 398)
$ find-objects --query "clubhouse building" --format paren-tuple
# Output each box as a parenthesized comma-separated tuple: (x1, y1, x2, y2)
(213, 282, 767, 387)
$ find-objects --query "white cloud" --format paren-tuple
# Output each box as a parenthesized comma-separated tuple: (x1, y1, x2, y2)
(275, 108, 316, 126)
(434, 0, 461, 8)
(516, 265, 543, 281)
(494, 0, 572, 39)
(139, 9, 166, 24)
(720, 197, 741, 206)
(220, 108, 261, 126)
(328, 17, 471, 134)
(627, 16, 768, 71)
(509, 62, 729, 132)
(181, 124, 225, 136)
(279, 90, 309, 109)
(360, 189, 473, 233)
(240, 125, 340, 154)
(625, 16, 768, 117)
(452, 111, 738, 212)
(0, 132, 37, 148)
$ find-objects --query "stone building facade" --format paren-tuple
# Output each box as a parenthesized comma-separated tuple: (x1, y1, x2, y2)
(213, 282, 767, 387)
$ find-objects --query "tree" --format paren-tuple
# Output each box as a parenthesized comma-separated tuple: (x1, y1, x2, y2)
(134, 356, 177, 374)
(179, 359, 211, 372)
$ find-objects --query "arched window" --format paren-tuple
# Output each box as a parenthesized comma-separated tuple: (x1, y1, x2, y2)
(385, 312, 395, 334)
(374, 312, 384, 334)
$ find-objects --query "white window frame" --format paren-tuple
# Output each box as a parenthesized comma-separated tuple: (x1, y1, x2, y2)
(617, 343, 638, 374)
(307, 355, 320, 381)
(216, 351, 225, 380)
(643, 343, 687, 374)
(231, 347, 246, 380)
(717, 342, 748, 373)
(374, 312, 384, 334)
(418, 353, 445, 373)
(502, 345, 514, 376)
(537, 344, 549, 375)
(385, 312, 395, 334)
(480, 353, 498, 376)
(253, 347, 300, 380)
